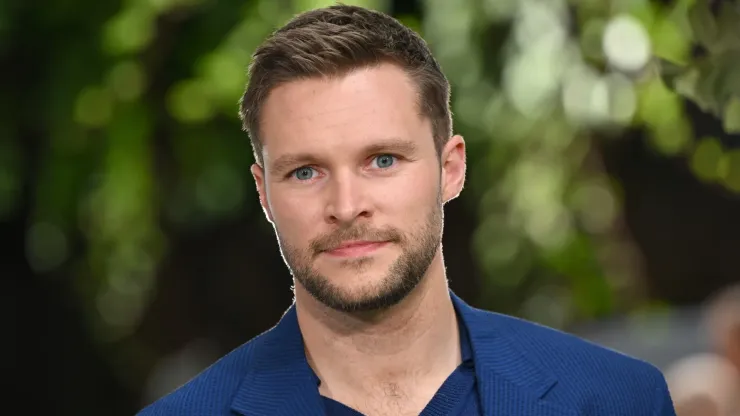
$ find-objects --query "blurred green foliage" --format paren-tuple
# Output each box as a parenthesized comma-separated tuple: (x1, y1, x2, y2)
(3, 0, 740, 346)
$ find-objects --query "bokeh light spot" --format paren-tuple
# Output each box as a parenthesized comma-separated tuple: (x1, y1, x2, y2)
(690, 137, 723, 182)
(571, 181, 618, 234)
(166, 80, 214, 123)
(26, 222, 69, 273)
(107, 61, 146, 102)
(75, 86, 114, 127)
(603, 14, 651, 72)
(103, 6, 155, 55)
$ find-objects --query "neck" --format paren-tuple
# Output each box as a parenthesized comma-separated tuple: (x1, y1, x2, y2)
(294, 252, 462, 404)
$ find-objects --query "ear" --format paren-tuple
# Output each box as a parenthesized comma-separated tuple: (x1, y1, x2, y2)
(251, 163, 274, 223)
(440, 135, 466, 204)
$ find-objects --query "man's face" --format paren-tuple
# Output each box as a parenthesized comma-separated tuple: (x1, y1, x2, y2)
(252, 63, 465, 312)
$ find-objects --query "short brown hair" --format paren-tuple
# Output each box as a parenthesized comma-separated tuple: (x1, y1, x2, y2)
(239, 4, 452, 166)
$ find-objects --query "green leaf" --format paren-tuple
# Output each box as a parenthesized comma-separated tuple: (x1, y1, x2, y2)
(657, 58, 686, 90)
(673, 68, 700, 100)
(723, 95, 740, 133)
(695, 57, 723, 115)
(719, 150, 740, 192)
(656, 60, 718, 113)
(651, 17, 691, 65)
(687, 0, 718, 48)
(708, 50, 740, 110)
(690, 137, 723, 181)
(715, 1, 740, 52)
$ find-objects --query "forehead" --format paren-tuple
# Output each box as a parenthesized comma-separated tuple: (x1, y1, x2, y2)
(259, 63, 431, 160)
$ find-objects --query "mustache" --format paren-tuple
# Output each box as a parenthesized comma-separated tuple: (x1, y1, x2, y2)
(309, 225, 403, 254)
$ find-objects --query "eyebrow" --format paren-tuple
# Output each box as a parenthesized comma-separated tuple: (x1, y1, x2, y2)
(363, 138, 419, 157)
(268, 137, 419, 176)
(268, 154, 319, 177)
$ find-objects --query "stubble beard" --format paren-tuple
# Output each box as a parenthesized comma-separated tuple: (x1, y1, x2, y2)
(277, 202, 443, 313)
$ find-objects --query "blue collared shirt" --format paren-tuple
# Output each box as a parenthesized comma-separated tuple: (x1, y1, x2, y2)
(319, 314, 482, 415)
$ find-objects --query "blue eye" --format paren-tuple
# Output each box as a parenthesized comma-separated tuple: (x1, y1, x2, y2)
(292, 167, 316, 180)
(372, 154, 396, 169)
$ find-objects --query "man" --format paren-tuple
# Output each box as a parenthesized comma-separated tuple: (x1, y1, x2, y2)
(138, 4, 675, 415)
(705, 284, 740, 374)
(664, 353, 740, 416)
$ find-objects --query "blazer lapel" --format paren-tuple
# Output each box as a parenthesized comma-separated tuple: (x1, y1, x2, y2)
(451, 292, 578, 416)
(229, 304, 325, 416)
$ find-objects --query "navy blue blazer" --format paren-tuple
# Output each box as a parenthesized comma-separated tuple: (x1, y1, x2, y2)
(138, 292, 676, 415)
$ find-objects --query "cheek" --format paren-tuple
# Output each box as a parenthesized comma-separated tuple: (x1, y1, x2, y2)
(269, 191, 323, 239)
(378, 170, 438, 216)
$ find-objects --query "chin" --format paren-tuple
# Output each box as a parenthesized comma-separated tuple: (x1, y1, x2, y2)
(295, 249, 423, 312)
(308, 268, 401, 307)
(333, 286, 385, 305)
(327, 269, 390, 292)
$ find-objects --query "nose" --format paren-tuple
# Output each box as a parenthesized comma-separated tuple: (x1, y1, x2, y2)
(324, 171, 372, 225)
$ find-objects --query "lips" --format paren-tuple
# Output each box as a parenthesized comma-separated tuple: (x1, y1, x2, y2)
(324, 240, 388, 257)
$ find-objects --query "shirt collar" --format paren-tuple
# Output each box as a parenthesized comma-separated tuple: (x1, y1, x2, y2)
(457, 304, 475, 366)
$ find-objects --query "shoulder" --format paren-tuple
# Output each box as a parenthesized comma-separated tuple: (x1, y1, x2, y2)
(135, 335, 262, 416)
(473, 309, 674, 414)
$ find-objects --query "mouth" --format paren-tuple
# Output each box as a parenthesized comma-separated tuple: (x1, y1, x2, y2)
(323, 240, 389, 258)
